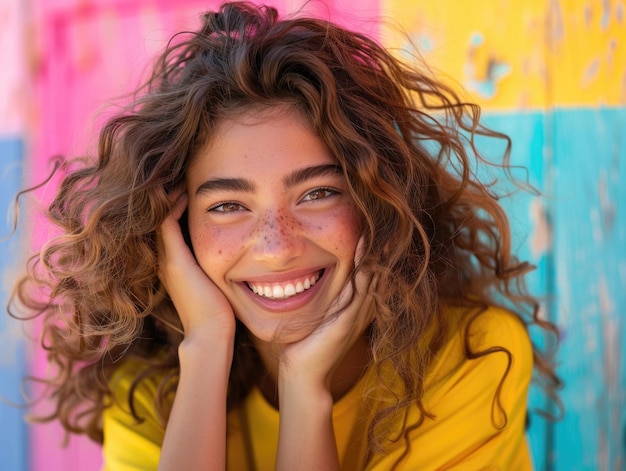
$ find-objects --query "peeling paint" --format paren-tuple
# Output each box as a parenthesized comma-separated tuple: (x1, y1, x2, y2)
(582, 58, 600, 87)
(607, 38, 617, 66)
(464, 32, 511, 99)
(602, 0, 611, 29)
(529, 197, 551, 259)
(598, 168, 616, 232)
(584, 3, 593, 27)
(548, 0, 565, 44)
(601, 315, 619, 391)
(591, 207, 603, 244)
(597, 275, 615, 318)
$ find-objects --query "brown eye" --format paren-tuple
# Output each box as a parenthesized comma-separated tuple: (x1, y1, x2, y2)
(209, 202, 246, 213)
(302, 188, 337, 202)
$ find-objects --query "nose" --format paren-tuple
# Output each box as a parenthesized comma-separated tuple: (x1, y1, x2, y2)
(251, 210, 304, 265)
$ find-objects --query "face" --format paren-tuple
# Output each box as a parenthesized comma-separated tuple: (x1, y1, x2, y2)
(185, 108, 361, 344)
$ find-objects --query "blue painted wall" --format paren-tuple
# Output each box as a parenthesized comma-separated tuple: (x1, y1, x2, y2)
(549, 108, 626, 470)
(481, 107, 626, 470)
(0, 138, 28, 471)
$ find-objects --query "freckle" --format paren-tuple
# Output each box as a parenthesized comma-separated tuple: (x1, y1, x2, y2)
(218, 250, 222, 255)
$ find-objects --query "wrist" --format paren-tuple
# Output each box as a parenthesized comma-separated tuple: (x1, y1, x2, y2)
(278, 373, 334, 411)
(178, 330, 234, 369)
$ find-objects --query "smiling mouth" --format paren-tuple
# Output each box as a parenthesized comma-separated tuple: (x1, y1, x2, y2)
(246, 270, 324, 300)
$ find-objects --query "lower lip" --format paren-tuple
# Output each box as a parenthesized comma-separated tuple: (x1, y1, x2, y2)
(239, 271, 328, 313)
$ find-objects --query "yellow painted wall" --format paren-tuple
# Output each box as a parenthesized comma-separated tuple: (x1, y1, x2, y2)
(382, 0, 625, 109)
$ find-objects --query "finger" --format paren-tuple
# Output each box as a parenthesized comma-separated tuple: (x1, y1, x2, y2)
(324, 266, 374, 343)
(157, 192, 194, 288)
(330, 236, 371, 315)
(164, 190, 189, 225)
(354, 235, 366, 265)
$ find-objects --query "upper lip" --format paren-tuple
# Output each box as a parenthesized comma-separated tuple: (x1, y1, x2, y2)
(240, 267, 326, 284)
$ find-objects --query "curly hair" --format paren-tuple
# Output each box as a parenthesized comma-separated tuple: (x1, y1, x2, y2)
(10, 0, 560, 458)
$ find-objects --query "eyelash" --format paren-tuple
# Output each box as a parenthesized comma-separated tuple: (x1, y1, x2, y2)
(206, 187, 340, 213)
(207, 202, 247, 213)
(301, 187, 339, 202)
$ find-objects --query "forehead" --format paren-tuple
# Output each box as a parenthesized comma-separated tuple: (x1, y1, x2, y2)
(207, 102, 312, 145)
(186, 105, 336, 178)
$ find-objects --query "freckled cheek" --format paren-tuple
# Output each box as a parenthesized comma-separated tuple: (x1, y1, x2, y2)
(303, 203, 361, 252)
(188, 221, 246, 271)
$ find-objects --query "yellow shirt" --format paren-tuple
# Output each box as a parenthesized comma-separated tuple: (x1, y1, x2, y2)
(102, 307, 533, 470)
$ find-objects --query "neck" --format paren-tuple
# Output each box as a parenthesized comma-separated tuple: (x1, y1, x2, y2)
(253, 334, 370, 409)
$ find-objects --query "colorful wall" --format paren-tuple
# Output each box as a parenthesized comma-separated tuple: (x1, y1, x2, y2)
(382, 2, 626, 469)
(0, 0, 624, 469)
(0, 1, 29, 470)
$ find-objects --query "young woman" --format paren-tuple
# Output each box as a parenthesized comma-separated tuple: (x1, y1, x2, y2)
(12, 2, 560, 469)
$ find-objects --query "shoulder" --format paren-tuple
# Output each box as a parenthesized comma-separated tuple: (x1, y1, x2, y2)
(109, 358, 160, 408)
(366, 307, 534, 469)
(465, 305, 532, 352)
(102, 358, 170, 470)
(107, 356, 176, 421)
(445, 304, 532, 362)
(424, 305, 533, 414)
(379, 306, 533, 468)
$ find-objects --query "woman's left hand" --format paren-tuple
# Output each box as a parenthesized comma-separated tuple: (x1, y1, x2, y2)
(274, 238, 374, 471)
(278, 246, 374, 390)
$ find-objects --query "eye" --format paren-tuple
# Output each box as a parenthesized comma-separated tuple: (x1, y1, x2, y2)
(301, 187, 338, 202)
(208, 202, 247, 213)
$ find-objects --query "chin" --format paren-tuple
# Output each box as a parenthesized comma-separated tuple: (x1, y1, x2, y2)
(238, 312, 325, 346)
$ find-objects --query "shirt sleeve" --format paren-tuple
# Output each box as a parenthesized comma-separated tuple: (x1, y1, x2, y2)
(366, 307, 534, 471)
(101, 362, 165, 471)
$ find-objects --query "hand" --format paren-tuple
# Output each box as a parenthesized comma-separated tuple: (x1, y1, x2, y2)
(278, 238, 374, 390)
(157, 189, 234, 471)
(274, 239, 374, 471)
(157, 188, 235, 343)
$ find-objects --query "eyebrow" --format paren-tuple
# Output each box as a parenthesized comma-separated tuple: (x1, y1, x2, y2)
(195, 178, 256, 195)
(282, 164, 343, 188)
(195, 164, 343, 196)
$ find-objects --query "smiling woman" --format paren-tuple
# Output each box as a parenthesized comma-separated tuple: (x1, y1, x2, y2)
(10, 2, 560, 470)
(185, 109, 361, 344)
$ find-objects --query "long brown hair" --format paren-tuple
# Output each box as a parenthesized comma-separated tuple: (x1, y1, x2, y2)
(10, 0, 560, 455)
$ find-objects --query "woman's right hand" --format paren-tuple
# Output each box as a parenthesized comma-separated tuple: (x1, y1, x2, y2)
(157, 188, 236, 343)
(157, 188, 234, 471)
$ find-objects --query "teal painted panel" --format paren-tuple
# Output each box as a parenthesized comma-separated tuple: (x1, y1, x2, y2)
(0, 138, 28, 471)
(481, 111, 553, 470)
(549, 108, 626, 471)
(479, 108, 626, 471)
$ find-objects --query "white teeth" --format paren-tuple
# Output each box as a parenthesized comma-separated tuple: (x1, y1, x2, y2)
(272, 285, 285, 299)
(248, 272, 322, 300)
(284, 284, 296, 297)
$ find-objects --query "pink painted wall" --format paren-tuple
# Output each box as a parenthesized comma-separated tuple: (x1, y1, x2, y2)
(28, 1, 379, 469)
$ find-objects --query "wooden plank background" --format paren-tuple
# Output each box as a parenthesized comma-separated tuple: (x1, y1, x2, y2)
(0, 0, 624, 469)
